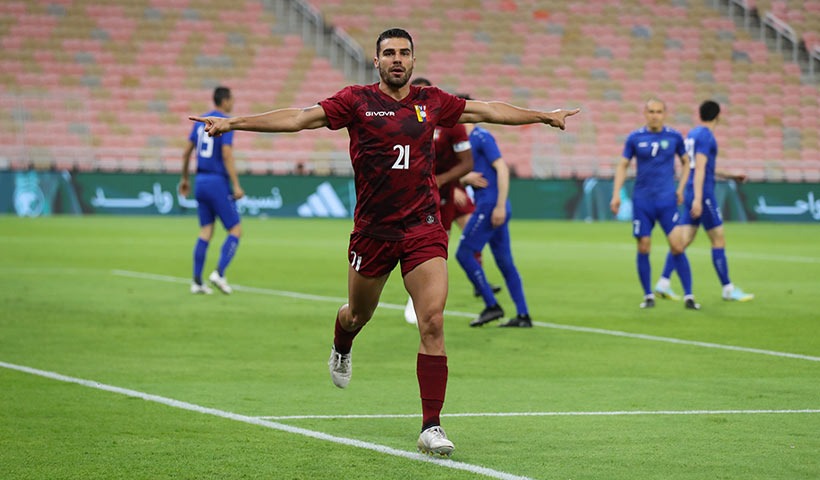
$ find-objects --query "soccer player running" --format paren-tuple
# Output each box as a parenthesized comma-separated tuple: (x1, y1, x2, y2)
(654, 100, 754, 302)
(458, 116, 533, 328)
(190, 28, 579, 456)
(180, 86, 244, 295)
(610, 98, 700, 310)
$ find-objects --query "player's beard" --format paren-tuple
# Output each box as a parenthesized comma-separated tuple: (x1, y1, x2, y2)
(380, 63, 413, 88)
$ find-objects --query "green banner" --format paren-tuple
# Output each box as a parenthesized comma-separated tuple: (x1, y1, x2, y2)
(741, 183, 820, 222)
(2, 170, 819, 223)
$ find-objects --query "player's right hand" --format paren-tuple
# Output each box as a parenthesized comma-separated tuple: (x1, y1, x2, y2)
(189, 116, 231, 137)
(610, 197, 620, 215)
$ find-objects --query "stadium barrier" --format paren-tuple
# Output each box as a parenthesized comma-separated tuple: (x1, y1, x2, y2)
(2, 170, 819, 223)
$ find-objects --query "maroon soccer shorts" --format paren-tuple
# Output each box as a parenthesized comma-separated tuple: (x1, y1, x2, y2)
(348, 226, 449, 278)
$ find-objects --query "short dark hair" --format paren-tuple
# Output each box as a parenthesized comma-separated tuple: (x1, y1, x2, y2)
(699, 100, 720, 121)
(411, 77, 431, 86)
(213, 86, 231, 107)
(376, 28, 413, 57)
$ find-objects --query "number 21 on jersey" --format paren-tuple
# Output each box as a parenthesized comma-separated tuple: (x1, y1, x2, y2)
(392, 144, 410, 169)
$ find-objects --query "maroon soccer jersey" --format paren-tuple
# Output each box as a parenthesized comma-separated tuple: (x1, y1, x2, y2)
(433, 123, 471, 205)
(319, 84, 466, 240)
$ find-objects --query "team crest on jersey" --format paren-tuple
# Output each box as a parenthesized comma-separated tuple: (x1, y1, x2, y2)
(414, 105, 428, 123)
(660, 140, 669, 149)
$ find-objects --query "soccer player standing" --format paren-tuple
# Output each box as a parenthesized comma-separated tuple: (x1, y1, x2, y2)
(654, 100, 754, 302)
(180, 86, 244, 295)
(190, 28, 579, 455)
(457, 121, 533, 328)
(610, 99, 700, 310)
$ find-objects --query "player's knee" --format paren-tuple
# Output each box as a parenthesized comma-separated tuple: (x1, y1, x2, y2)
(417, 312, 444, 340)
(345, 308, 373, 330)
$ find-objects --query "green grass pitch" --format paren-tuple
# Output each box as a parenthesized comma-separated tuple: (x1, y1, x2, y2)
(1, 215, 818, 479)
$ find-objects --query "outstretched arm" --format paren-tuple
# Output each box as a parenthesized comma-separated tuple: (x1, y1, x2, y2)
(189, 104, 329, 137)
(459, 100, 580, 130)
(715, 168, 747, 183)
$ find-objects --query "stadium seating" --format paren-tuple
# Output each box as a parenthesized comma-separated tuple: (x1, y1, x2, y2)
(0, 0, 818, 180)
(307, 0, 820, 181)
(0, 0, 349, 174)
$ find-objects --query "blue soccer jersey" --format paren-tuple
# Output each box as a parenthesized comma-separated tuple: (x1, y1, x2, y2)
(681, 125, 723, 229)
(188, 110, 234, 177)
(469, 126, 505, 208)
(622, 126, 687, 201)
(187, 110, 239, 229)
(684, 125, 717, 195)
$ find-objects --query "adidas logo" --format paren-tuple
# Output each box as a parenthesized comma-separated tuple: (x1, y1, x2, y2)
(297, 181, 348, 218)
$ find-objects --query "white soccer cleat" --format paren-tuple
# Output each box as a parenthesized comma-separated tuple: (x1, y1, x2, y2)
(723, 286, 754, 302)
(208, 270, 232, 294)
(328, 345, 351, 388)
(417, 426, 454, 457)
(404, 297, 418, 325)
(190, 282, 213, 295)
(654, 282, 681, 301)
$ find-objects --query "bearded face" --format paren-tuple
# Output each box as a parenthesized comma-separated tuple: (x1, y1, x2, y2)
(375, 37, 415, 89)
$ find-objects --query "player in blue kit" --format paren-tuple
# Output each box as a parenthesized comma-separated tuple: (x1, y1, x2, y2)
(180, 86, 244, 295)
(457, 119, 532, 327)
(654, 100, 754, 302)
(610, 99, 700, 310)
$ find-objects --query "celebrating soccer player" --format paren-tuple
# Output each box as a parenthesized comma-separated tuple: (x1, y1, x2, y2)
(190, 28, 579, 455)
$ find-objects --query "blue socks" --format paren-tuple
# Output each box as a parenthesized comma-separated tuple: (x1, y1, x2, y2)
(217, 234, 240, 276)
(661, 248, 730, 289)
(193, 238, 209, 284)
(672, 253, 693, 296)
(661, 252, 675, 280)
(712, 248, 730, 286)
(637, 252, 651, 295)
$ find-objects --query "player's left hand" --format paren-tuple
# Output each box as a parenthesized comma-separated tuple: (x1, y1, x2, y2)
(544, 108, 581, 130)
(690, 202, 702, 219)
(453, 187, 468, 207)
(491, 205, 506, 227)
(233, 185, 245, 200)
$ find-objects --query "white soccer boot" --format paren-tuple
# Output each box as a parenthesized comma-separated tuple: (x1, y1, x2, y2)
(328, 345, 351, 388)
(208, 270, 232, 294)
(190, 282, 213, 295)
(417, 425, 454, 456)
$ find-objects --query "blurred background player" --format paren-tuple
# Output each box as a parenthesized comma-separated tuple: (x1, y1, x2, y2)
(403, 80, 499, 325)
(457, 115, 533, 328)
(610, 98, 700, 310)
(179, 86, 245, 295)
(189, 28, 578, 455)
(654, 100, 754, 302)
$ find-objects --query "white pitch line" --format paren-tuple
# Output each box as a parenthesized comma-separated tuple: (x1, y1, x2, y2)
(0, 360, 532, 480)
(257, 409, 820, 421)
(111, 269, 820, 363)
